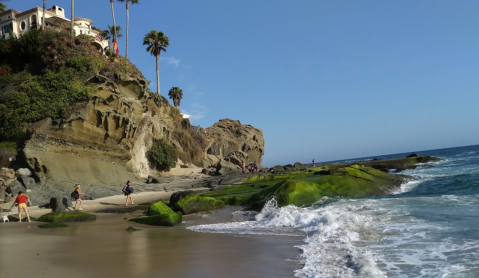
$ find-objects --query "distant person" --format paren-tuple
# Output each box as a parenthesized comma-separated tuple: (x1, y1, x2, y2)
(14, 191, 32, 222)
(253, 161, 258, 173)
(73, 184, 84, 211)
(312, 158, 316, 167)
(242, 161, 246, 173)
(124, 181, 134, 207)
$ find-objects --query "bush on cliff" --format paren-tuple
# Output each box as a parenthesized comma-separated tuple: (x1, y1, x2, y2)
(147, 138, 177, 171)
(0, 29, 143, 142)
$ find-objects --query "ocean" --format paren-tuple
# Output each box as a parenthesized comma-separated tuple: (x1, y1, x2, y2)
(188, 145, 479, 278)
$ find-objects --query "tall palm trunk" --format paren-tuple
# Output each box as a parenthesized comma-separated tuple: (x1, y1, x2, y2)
(156, 54, 160, 95)
(42, 0, 46, 30)
(110, 0, 117, 42)
(125, 1, 129, 59)
(71, 0, 74, 38)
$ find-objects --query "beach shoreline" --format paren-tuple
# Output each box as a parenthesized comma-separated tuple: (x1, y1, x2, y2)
(0, 202, 303, 278)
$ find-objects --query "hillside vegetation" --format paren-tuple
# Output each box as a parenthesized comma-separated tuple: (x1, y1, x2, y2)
(0, 30, 206, 169)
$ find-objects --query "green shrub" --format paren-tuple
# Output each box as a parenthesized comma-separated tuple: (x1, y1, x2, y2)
(147, 138, 177, 171)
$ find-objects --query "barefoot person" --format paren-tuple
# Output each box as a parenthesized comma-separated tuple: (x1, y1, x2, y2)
(14, 191, 32, 222)
(124, 181, 134, 207)
(73, 184, 84, 211)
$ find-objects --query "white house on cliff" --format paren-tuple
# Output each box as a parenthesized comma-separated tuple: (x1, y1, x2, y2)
(0, 5, 108, 51)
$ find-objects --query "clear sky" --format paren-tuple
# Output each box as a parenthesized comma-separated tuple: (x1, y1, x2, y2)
(9, 0, 479, 166)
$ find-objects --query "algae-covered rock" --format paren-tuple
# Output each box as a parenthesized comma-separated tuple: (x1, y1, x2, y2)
(177, 195, 224, 215)
(126, 226, 141, 232)
(130, 201, 182, 226)
(38, 222, 69, 228)
(37, 212, 96, 223)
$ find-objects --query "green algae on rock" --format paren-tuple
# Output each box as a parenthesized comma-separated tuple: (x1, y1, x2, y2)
(176, 195, 225, 215)
(126, 226, 141, 232)
(129, 201, 182, 226)
(198, 164, 413, 209)
(37, 212, 96, 223)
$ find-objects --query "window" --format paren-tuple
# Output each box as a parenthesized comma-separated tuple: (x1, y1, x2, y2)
(31, 14, 37, 29)
(80, 30, 82, 34)
(20, 21, 26, 31)
(1, 23, 13, 35)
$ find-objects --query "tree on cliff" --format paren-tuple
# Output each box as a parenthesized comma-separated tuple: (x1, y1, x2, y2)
(143, 30, 169, 96)
(168, 87, 183, 107)
(107, 25, 122, 49)
(117, 0, 139, 59)
(0, 2, 7, 12)
(109, 0, 118, 43)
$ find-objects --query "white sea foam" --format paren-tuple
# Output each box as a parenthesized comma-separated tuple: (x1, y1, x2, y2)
(189, 148, 479, 277)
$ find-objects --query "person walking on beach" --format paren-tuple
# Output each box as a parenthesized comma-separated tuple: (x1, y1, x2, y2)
(312, 158, 316, 167)
(14, 191, 32, 222)
(73, 184, 84, 211)
(123, 181, 134, 207)
(242, 161, 246, 173)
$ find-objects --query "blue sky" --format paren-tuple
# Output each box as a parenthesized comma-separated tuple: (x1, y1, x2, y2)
(11, 1, 479, 166)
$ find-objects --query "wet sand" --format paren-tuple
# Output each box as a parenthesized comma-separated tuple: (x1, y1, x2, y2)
(0, 207, 303, 278)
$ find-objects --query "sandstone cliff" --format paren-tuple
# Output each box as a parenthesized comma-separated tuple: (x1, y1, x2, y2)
(17, 77, 264, 187)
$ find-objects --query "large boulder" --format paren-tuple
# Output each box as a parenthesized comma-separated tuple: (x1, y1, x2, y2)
(216, 160, 241, 176)
(205, 119, 264, 167)
(37, 212, 96, 222)
(0, 168, 15, 179)
(130, 201, 182, 226)
(169, 190, 197, 212)
(175, 194, 224, 215)
(18, 176, 35, 189)
(270, 165, 285, 173)
(293, 162, 306, 170)
(49, 196, 70, 213)
(6, 180, 24, 194)
(15, 168, 32, 177)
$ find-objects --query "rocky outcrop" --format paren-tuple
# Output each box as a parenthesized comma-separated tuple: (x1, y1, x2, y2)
(205, 119, 264, 169)
(18, 76, 265, 188)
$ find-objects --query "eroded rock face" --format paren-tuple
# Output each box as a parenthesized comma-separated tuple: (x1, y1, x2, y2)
(22, 75, 175, 185)
(21, 78, 265, 187)
(205, 119, 264, 168)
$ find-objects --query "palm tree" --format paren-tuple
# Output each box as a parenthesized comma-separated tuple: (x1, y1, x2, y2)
(71, 0, 74, 38)
(109, 0, 118, 43)
(42, 0, 46, 30)
(107, 25, 122, 50)
(117, 0, 139, 59)
(143, 30, 169, 96)
(0, 1, 7, 13)
(168, 87, 183, 107)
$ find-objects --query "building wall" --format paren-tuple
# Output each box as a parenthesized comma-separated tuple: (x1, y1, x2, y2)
(0, 5, 108, 51)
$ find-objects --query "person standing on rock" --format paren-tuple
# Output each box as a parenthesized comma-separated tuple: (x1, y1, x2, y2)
(242, 161, 246, 173)
(253, 161, 258, 173)
(73, 184, 84, 211)
(14, 191, 32, 222)
(124, 181, 134, 207)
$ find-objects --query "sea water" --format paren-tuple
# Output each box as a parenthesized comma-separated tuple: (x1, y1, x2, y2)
(189, 145, 479, 277)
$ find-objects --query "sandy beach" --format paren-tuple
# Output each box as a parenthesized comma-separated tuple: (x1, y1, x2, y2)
(0, 190, 303, 278)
